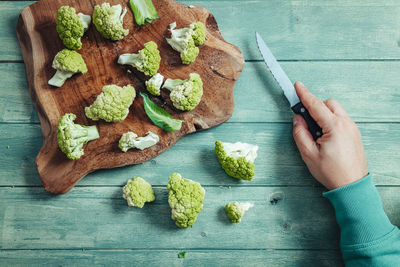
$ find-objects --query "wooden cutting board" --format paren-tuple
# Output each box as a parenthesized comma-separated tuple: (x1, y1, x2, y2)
(16, 0, 244, 194)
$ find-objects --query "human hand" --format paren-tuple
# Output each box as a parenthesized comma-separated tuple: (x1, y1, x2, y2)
(292, 82, 368, 190)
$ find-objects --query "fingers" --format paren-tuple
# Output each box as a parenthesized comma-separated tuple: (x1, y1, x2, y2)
(294, 82, 335, 130)
(324, 99, 348, 117)
(292, 114, 318, 160)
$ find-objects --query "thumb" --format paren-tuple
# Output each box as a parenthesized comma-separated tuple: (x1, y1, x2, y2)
(292, 114, 319, 160)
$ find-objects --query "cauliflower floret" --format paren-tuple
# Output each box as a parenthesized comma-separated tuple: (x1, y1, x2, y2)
(93, 3, 129, 41)
(118, 131, 159, 152)
(122, 177, 155, 208)
(162, 73, 203, 111)
(167, 173, 205, 228)
(166, 22, 202, 64)
(57, 113, 99, 160)
(225, 202, 253, 223)
(215, 140, 259, 181)
(56, 6, 91, 50)
(48, 49, 88, 87)
(118, 41, 161, 76)
(191, 21, 206, 46)
(85, 84, 136, 122)
(145, 73, 164, 96)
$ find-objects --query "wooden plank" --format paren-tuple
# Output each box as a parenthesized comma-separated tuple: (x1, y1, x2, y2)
(2, 61, 400, 124)
(0, 249, 344, 267)
(1, 123, 399, 186)
(3, 0, 400, 61)
(0, 186, 398, 250)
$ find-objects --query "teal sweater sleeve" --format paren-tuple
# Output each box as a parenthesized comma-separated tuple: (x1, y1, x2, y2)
(323, 174, 400, 266)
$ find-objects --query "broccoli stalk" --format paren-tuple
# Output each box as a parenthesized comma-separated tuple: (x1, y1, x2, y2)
(162, 73, 203, 111)
(48, 49, 88, 88)
(129, 0, 158, 26)
(57, 113, 99, 160)
(118, 41, 161, 76)
(215, 140, 259, 181)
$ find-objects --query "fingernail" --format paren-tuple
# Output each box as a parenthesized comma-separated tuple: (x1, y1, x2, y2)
(293, 116, 299, 126)
(297, 81, 304, 87)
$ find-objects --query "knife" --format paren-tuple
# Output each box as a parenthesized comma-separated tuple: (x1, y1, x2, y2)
(255, 32, 322, 140)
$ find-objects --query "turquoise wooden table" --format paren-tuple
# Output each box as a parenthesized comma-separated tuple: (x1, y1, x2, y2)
(1, 0, 400, 266)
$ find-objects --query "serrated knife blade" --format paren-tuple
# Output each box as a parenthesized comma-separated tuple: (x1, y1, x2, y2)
(255, 32, 322, 140)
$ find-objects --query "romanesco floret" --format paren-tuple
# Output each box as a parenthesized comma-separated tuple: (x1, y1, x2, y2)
(118, 41, 161, 76)
(215, 140, 259, 181)
(48, 49, 88, 87)
(225, 202, 253, 223)
(93, 3, 129, 41)
(162, 73, 203, 111)
(122, 177, 155, 208)
(85, 84, 136, 122)
(56, 6, 91, 50)
(191, 21, 206, 46)
(166, 22, 205, 64)
(145, 73, 164, 96)
(57, 113, 99, 160)
(118, 131, 159, 152)
(167, 173, 205, 228)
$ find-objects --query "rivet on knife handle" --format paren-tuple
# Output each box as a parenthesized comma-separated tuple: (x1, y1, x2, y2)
(291, 102, 322, 140)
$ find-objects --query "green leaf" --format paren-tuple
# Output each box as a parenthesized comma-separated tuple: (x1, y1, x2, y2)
(140, 93, 183, 132)
(178, 251, 186, 258)
(129, 0, 159, 26)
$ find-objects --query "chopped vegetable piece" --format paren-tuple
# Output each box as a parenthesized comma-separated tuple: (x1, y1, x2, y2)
(140, 93, 183, 132)
(167, 173, 205, 228)
(145, 73, 164, 96)
(122, 177, 155, 208)
(225, 202, 253, 223)
(85, 84, 136, 122)
(129, 0, 158, 26)
(118, 41, 161, 76)
(57, 113, 99, 160)
(178, 251, 186, 258)
(93, 3, 129, 41)
(118, 131, 159, 152)
(215, 141, 259, 181)
(48, 49, 88, 87)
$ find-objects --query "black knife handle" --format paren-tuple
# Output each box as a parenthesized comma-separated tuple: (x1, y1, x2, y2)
(291, 102, 323, 140)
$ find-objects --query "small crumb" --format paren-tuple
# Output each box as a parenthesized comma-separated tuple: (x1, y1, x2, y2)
(127, 69, 132, 73)
(210, 66, 214, 70)
(178, 251, 186, 258)
(189, 5, 195, 8)
(6, 145, 10, 149)
(11, 185, 15, 189)
(228, 186, 231, 189)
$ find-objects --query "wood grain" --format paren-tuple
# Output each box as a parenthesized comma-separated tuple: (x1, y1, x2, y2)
(0, 186, 398, 249)
(16, 0, 244, 194)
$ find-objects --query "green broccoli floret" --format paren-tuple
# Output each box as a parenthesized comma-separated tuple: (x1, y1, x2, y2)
(215, 140, 259, 181)
(162, 73, 203, 111)
(118, 41, 161, 76)
(122, 177, 155, 208)
(225, 202, 253, 223)
(129, 0, 158, 26)
(56, 6, 91, 50)
(191, 21, 206, 46)
(145, 73, 164, 96)
(57, 113, 99, 160)
(48, 49, 88, 87)
(166, 21, 206, 64)
(93, 3, 129, 41)
(85, 84, 136, 122)
(118, 131, 159, 152)
(167, 173, 205, 228)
